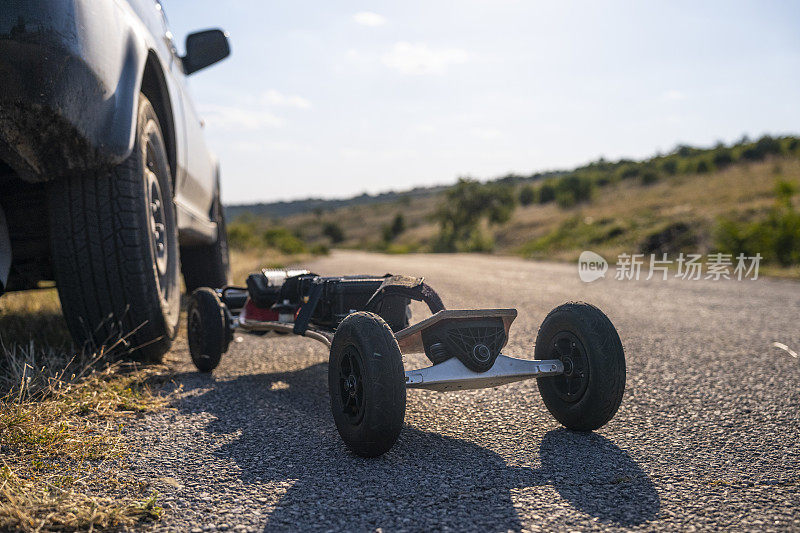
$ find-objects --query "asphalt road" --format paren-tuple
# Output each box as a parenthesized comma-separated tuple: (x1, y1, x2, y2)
(128, 251, 800, 532)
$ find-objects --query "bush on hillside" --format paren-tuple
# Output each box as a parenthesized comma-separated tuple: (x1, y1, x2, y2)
(322, 222, 345, 243)
(616, 164, 640, 181)
(227, 221, 262, 250)
(741, 135, 783, 161)
(382, 213, 406, 242)
(227, 220, 313, 255)
(695, 159, 712, 173)
(714, 179, 800, 266)
(554, 174, 594, 208)
(640, 170, 659, 185)
(538, 181, 557, 204)
(433, 178, 516, 252)
(263, 227, 307, 254)
(712, 149, 734, 168)
(519, 184, 537, 206)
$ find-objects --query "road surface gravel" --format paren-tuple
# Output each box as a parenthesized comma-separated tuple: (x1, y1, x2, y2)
(126, 251, 800, 532)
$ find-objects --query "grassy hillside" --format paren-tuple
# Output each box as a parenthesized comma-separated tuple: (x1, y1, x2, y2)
(227, 135, 800, 277)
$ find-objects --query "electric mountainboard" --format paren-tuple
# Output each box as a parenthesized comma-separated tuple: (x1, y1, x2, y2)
(187, 269, 626, 457)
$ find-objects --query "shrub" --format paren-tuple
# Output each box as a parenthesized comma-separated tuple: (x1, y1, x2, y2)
(776, 179, 798, 205)
(538, 181, 556, 204)
(714, 179, 800, 266)
(756, 135, 782, 156)
(712, 149, 734, 168)
(382, 213, 406, 242)
(519, 185, 537, 206)
(263, 227, 306, 254)
(433, 178, 516, 251)
(322, 222, 345, 243)
(659, 158, 679, 175)
(741, 135, 782, 161)
(310, 243, 330, 255)
(695, 159, 712, 173)
(740, 146, 763, 161)
(554, 174, 593, 208)
(640, 170, 659, 185)
(616, 164, 640, 180)
(227, 221, 261, 250)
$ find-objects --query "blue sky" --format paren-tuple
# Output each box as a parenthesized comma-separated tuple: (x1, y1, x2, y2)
(165, 1, 800, 204)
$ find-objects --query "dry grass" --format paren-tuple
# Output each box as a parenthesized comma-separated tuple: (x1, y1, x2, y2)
(0, 291, 172, 532)
(0, 249, 303, 531)
(0, 364, 170, 532)
(229, 248, 316, 285)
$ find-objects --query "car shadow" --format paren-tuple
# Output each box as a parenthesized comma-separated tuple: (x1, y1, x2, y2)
(174, 364, 659, 530)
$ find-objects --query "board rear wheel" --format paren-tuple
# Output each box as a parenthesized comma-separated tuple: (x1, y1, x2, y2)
(187, 288, 228, 373)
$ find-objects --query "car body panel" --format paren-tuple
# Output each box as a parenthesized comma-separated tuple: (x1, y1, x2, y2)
(0, 0, 225, 292)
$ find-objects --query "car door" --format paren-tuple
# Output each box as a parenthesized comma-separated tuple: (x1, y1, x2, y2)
(157, 2, 216, 230)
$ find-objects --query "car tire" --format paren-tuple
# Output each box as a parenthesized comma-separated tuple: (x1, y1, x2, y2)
(328, 312, 406, 457)
(535, 302, 626, 431)
(48, 93, 181, 363)
(180, 193, 231, 293)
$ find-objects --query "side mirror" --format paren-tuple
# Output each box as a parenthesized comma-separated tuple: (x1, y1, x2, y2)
(183, 29, 230, 75)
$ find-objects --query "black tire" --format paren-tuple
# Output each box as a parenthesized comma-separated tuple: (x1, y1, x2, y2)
(187, 288, 227, 373)
(535, 302, 626, 431)
(328, 312, 406, 457)
(48, 93, 180, 362)
(181, 193, 231, 293)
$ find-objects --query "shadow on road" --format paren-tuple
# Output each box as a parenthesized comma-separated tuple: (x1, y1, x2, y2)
(175, 364, 659, 530)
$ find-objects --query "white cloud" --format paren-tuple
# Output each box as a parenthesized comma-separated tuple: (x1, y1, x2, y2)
(381, 42, 469, 75)
(353, 11, 386, 27)
(662, 89, 685, 101)
(200, 90, 310, 131)
(201, 104, 283, 130)
(262, 89, 312, 109)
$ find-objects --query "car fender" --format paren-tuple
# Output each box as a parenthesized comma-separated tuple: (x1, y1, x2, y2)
(0, 0, 171, 182)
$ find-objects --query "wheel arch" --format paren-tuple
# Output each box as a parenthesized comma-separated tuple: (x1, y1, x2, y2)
(140, 51, 177, 189)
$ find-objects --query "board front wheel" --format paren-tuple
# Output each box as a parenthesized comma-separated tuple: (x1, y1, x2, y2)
(328, 312, 406, 457)
(535, 302, 626, 431)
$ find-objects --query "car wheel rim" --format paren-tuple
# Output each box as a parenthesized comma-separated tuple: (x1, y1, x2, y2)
(338, 345, 365, 424)
(145, 160, 169, 299)
(549, 331, 589, 403)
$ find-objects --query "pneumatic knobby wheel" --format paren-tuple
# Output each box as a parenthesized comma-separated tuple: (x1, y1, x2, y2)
(535, 302, 626, 431)
(328, 312, 406, 458)
(187, 288, 227, 373)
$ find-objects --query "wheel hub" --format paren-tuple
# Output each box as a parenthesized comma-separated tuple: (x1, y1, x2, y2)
(146, 169, 168, 277)
(345, 374, 358, 396)
(338, 346, 365, 423)
(549, 331, 589, 403)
